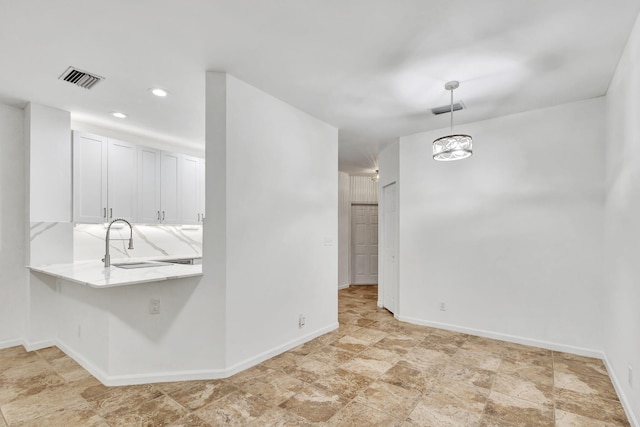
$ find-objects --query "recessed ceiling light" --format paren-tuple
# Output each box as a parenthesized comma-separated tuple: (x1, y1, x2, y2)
(150, 88, 169, 97)
(112, 112, 127, 119)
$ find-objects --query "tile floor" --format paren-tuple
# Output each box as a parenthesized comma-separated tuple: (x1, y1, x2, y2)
(0, 285, 631, 426)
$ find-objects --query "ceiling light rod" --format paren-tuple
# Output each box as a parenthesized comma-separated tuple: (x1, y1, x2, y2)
(432, 80, 473, 162)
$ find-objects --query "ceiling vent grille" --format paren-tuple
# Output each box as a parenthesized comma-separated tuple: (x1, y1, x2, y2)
(431, 101, 465, 115)
(58, 66, 104, 89)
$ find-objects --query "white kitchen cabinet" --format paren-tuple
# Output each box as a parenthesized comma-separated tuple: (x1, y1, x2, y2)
(73, 132, 107, 223)
(73, 132, 137, 223)
(137, 146, 162, 223)
(160, 152, 181, 224)
(107, 139, 137, 221)
(180, 154, 200, 225)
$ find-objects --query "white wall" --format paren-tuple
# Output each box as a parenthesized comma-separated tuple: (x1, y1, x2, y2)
(0, 103, 26, 347)
(206, 72, 339, 370)
(349, 175, 378, 203)
(25, 104, 71, 223)
(397, 98, 605, 353)
(338, 172, 350, 288)
(603, 11, 640, 425)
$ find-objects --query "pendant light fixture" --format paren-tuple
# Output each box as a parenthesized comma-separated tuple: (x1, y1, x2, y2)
(432, 81, 472, 161)
(371, 169, 379, 182)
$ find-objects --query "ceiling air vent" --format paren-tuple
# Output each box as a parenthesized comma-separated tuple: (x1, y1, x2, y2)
(58, 66, 104, 89)
(431, 101, 465, 115)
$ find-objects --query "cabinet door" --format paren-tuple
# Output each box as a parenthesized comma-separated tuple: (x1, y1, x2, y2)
(198, 157, 205, 222)
(137, 146, 161, 224)
(107, 139, 137, 222)
(160, 152, 180, 224)
(180, 155, 200, 225)
(73, 131, 107, 223)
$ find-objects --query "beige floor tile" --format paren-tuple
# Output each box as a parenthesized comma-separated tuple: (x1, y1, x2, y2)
(492, 372, 553, 406)
(237, 371, 306, 406)
(443, 361, 497, 390)
(379, 360, 435, 394)
(327, 401, 403, 427)
(84, 383, 163, 417)
(401, 345, 451, 370)
(331, 335, 370, 353)
(167, 413, 213, 427)
(35, 346, 67, 362)
(279, 383, 347, 423)
(553, 352, 609, 377)
(0, 412, 7, 427)
(163, 379, 238, 410)
(195, 390, 270, 426)
(358, 346, 403, 365)
(1, 385, 89, 425)
(313, 368, 373, 401)
(48, 355, 94, 382)
(555, 409, 623, 427)
(305, 345, 355, 367)
(407, 395, 482, 427)
(483, 391, 553, 427)
(354, 380, 421, 420)
(373, 335, 419, 355)
(498, 359, 554, 387)
(429, 378, 490, 414)
(101, 394, 188, 427)
(554, 369, 619, 401)
(247, 407, 318, 426)
(554, 388, 630, 426)
(452, 348, 503, 372)
(340, 356, 394, 379)
(12, 404, 109, 427)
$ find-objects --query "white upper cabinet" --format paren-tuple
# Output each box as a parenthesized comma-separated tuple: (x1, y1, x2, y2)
(74, 131, 204, 225)
(107, 139, 137, 222)
(73, 132, 137, 223)
(180, 155, 200, 225)
(137, 146, 162, 223)
(160, 151, 181, 224)
(73, 132, 107, 223)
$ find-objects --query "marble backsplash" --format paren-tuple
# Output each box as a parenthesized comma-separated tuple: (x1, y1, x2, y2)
(74, 224, 202, 262)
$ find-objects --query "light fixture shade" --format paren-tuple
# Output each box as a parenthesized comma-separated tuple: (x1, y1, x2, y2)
(432, 134, 473, 161)
(371, 170, 379, 182)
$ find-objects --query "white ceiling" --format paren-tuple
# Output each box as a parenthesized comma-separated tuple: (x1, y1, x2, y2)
(1, 1, 638, 173)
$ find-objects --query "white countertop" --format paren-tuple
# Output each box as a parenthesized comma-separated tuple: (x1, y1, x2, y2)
(28, 258, 202, 288)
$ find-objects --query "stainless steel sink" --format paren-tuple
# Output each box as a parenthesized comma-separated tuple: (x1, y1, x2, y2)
(112, 261, 173, 269)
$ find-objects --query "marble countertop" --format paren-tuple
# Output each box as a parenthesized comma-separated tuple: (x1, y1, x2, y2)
(28, 257, 203, 288)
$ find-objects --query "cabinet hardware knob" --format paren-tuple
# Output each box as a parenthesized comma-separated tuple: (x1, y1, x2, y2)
(162, 211, 165, 221)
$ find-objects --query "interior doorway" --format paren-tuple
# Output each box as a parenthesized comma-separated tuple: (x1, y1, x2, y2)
(351, 204, 378, 284)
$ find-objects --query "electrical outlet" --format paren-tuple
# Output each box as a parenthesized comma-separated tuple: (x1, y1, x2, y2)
(629, 365, 633, 387)
(299, 314, 306, 328)
(439, 302, 446, 311)
(150, 298, 161, 315)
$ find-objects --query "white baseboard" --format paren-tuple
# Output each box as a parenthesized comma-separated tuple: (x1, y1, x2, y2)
(0, 338, 23, 350)
(53, 322, 339, 386)
(602, 353, 639, 427)
(22, 339, 56, 352)
(224, 322, 340, 377)
(338, 283, 350, 290)
(396, 315, 603, 358)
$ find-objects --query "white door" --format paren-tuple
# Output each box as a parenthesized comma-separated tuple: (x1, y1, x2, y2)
(351, 204, 379, 284)
(382, 183, 398, 313)
(137, 146, 162, 223)
(161, 152, 181, 224)
(107, 139, 137, 222)
(73, 131, 107, 223)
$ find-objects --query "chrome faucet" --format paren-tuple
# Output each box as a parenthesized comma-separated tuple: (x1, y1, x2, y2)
(102, 218, 134, 267)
